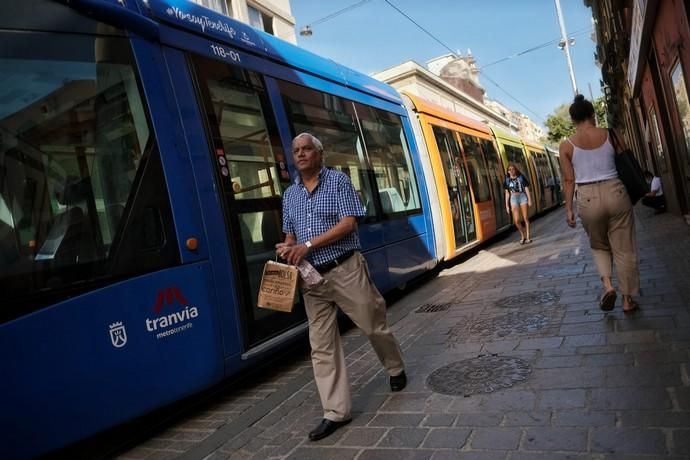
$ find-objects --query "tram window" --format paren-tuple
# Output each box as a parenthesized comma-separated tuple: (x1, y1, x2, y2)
(355, 104, 421, 216)
(432, 125, 476, 243)
(481, 140, 505, 190)
(504, 145, 529, 179)
(278, 81, 378, 220)
(0, 29, 177, 320)
(459, 134, 491, 202)
(432, 127, 459, 188)
(531, 151, 550, 201)
(194, 60, 284, 203)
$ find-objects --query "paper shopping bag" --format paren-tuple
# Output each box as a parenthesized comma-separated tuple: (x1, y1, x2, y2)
(257, 260, 298, 312)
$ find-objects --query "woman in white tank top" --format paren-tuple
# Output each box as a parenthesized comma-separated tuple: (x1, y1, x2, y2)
(559, 95, 640, 314)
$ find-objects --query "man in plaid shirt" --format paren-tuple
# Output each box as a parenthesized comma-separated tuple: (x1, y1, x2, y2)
(277, 133, 406, 441)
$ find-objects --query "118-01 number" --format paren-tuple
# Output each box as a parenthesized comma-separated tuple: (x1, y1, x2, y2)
(210, 44, 241, 63)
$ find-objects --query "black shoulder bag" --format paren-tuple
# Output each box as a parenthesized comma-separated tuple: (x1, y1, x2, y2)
(609, 129, 648, 205)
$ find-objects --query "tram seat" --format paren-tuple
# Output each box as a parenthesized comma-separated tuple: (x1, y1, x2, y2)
(36, 178, 96, 266)
(0, 219, 20, 275)
(379, 188, 405, 214)
(36, 207, 96, 266)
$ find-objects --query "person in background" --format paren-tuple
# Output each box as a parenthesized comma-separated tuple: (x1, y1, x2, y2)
(504, 164, 533, 244)
(642, 170, 666, 214)
(277, 133, 407, 442)
(559, 94, 640, 314)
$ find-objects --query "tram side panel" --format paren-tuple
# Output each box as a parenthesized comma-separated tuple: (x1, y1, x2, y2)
(457, 132, 499, 241)
(403, 94, 510, 261)
(0, 0, 442, 457)
(419, 118, 474, 260)
(402, 97, 446, 264)
(546, 146, 565, 205)
(0, 5, 227, 458)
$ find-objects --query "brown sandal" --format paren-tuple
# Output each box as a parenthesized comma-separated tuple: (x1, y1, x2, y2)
(599, 290, 617, 312)
(623, 300, 640, 315)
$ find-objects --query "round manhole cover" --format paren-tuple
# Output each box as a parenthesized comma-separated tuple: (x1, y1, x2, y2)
(427, 356, 531, 396)
(494, 291, 560, 308)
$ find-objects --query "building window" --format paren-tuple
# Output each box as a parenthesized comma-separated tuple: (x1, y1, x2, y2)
(248, 5, 274, 35)
(193, 0, 229, 16)
(649, 107, 665, 172)
(671, 59, 690, 166)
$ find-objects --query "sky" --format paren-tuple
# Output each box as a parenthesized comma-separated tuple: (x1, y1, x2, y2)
(290, 0, 602, 127)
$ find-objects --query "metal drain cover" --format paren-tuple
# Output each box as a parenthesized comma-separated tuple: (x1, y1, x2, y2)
(494, 291, 560, 308)
(468, 312, 550, 337)
(416, 303, 451, 313)
(427, 356, 531, 396)
(446, 311, 551, 345)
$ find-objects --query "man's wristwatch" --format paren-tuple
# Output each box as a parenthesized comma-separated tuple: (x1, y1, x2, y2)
(304, 240, 313, 250)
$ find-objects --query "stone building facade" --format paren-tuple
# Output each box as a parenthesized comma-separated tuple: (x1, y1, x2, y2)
(192, 0, 297, 43)
(587, 0, 690, 217)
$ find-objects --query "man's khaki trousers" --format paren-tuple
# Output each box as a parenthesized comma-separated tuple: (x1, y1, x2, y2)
(302, 251, 404, 422)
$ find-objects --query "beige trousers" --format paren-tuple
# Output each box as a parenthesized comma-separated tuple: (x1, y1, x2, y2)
(302, 251, 404, 422)
(577, 178, 640, 295)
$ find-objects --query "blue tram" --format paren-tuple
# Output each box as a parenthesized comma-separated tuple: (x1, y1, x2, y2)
(0, 0, 437, 457)
(0, 1, 564, 457)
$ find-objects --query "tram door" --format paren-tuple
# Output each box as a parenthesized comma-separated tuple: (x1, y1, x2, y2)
(190, 55, 306, 348)
(503, 144, 535, 218)
(433, 126, 476, 247)
(481, 139, 511, 229)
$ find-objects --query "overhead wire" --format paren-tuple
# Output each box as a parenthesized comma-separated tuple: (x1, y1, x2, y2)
(300, 0, 584, 122)
(478, 26, 593, 70)
(382, 0, 457, 56)
(380, 0, 547, 121)
(302, 0, 373, 28)
(480, 72, 546, 123)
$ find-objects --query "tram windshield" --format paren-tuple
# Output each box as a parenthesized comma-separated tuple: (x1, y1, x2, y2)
(0, 25, 174, 317)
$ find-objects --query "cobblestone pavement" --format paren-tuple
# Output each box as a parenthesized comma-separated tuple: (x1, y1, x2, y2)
(119, 206, 690, 460)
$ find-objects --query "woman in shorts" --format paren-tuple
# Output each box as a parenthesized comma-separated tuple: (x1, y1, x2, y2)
(504, 164, 533, 244)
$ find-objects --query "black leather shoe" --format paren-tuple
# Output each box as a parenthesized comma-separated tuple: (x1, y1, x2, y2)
(390, 370, 407, 392)
(308, 418, 351, 441)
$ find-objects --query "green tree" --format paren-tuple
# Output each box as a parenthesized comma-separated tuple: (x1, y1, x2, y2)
(545, 103, 573, 144)
(593, 97, 608, 128)
(546, 96, 608, 144)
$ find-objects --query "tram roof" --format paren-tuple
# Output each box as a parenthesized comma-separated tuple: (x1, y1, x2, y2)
(402, 92, 492, 135)
(491, 127, 523, 146)
(140, 0, 402, 105)
(522, 140, 546, 152)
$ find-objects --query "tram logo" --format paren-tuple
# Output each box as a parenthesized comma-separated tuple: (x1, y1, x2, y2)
(146, 286, 199, 339)
(109, 322, 127, 348)
(153, 286, 189, 314)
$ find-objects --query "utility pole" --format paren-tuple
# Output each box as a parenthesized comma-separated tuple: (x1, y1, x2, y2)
(555, 0, 578, 95)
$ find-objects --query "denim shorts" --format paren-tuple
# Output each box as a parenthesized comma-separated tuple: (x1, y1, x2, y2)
(510, 192, 528, 207)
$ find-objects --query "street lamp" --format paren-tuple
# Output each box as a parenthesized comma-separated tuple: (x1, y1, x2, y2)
(299, 25, 313, 36)
(558, 37, 576, 50)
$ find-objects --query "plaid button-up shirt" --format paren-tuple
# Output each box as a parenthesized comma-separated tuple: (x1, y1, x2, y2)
(282, 167, 365, 266)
